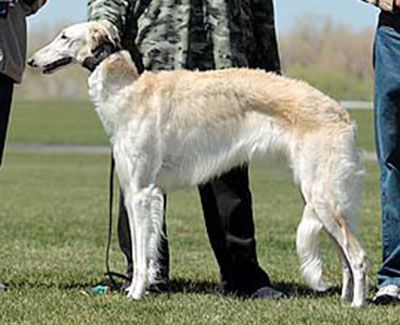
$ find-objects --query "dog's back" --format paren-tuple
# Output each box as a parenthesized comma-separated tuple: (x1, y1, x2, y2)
(131, 68, 351, 132)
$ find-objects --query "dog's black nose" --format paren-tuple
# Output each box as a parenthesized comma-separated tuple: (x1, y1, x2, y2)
(27, 58, 37, 67)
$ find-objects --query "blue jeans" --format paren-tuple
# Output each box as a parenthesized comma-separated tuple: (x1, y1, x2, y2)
(374, 12, 400, 288)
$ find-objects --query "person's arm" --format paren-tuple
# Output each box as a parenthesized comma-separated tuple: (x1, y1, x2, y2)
(250, 0, 281, 72)
(88, 0, 132, 33)
(88, 0, 145, 73)
(21, 0, 47, 16)
(362, 0, 400, 12)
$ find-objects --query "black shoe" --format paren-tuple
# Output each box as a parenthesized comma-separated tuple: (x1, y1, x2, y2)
(372, 294, 400, 305)
(250, 286, 288, 299)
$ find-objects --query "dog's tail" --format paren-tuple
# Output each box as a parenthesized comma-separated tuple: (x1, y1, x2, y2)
(296, 122, 364, 291)
(331, 123, 364, 229)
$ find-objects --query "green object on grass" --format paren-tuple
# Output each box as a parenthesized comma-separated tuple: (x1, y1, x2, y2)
(89, 285, 109, 295)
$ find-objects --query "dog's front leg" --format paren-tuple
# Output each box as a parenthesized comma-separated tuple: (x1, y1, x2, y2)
(113, 140, 163, 300)
(124, 184, 153, 299)
(112, 113, 165, 299)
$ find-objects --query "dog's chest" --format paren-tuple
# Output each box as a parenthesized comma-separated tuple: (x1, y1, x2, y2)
(94, 103, 119, 137)
(88, 77, 124, 138)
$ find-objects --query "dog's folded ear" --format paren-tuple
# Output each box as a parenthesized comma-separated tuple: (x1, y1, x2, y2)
(83, 20, 122, 72)
(91, 20, 122, 53)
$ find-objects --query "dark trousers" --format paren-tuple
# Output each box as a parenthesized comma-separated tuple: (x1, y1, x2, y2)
(374, 12, 400, 288)
(118, 166, 270, 295)
(0, 73, 14, 168)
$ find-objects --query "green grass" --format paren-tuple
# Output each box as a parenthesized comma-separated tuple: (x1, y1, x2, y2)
(349, 109, 375, 152)
(0, 101, 393, 323)
(8, 100, 108, 146)
(0, 151, 395, 324)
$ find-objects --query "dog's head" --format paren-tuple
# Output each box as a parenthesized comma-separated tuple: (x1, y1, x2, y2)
(28, 20, 121, 74)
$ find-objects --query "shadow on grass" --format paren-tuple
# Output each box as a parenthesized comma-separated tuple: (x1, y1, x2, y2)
(274, 281, 341, 298)
(4, 277, 219, 296)
(6, 279, 97, 290)
(5, 276, 350, 301)
(167, 277, 343, 300)
(168, 277, 220, 295)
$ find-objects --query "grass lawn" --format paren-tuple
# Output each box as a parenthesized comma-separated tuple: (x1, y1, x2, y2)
(7, 101, 108, 146)
(0, 101, 395, 324)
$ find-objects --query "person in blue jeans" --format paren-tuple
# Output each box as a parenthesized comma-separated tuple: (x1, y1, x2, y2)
(369, 0, 400, 304)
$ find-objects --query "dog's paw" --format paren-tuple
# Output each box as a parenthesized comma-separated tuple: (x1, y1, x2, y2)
(350, 298, 365, 308)
(125, 284, 146, 300)
(126, 288, 142, 300)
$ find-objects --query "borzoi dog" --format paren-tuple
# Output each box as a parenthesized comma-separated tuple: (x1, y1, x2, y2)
(29, 21, 367, 307)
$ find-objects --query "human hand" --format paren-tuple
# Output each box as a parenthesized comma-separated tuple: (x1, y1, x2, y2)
(396, 0, 400, 9)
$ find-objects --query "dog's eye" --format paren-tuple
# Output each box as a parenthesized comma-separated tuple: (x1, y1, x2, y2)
(60, 34, 68, 40)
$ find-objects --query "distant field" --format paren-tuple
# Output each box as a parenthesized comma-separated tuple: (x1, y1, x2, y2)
(8, 100, 375, 151)
(349, 108, 375, 152)
(8, 101, 108, 146)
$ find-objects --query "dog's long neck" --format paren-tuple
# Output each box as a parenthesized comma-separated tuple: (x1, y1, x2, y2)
(88, 69, 128, 140)
(87, 51, 141, 143)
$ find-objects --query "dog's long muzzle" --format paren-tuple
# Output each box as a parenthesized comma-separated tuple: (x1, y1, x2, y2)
(28, 57, 73, 74)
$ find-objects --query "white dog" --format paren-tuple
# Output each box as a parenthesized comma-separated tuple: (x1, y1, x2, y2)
(29, 21, 367, 307)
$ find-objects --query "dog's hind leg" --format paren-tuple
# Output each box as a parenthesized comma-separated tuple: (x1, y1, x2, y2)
(125, 185, 164, 298)
(296, 204, 333, 292)
(123, 187, 139, 297)
(311, 199, 367, 307)
(332, 238, 354, 302)
(297, 204, 354, 300)
(147, 187, 165, 287)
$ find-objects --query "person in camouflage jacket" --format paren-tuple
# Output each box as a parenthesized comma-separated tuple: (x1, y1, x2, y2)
(0, 0, 47, 290)
(88, 0, 285, 298)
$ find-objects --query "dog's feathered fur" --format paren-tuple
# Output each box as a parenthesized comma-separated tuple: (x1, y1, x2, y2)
(29, 21, 367, 307)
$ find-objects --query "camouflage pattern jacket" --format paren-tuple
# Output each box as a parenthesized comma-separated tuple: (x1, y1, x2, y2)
(0, 0, 47, 82)
(362, 0, 395, 12)
(88, 0, 280, 73)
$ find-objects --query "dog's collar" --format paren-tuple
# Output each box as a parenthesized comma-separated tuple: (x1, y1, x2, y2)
(82, 42, 121, 72)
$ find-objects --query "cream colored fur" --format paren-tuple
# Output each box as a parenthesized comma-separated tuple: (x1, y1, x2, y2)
(29, 21, 367, 307)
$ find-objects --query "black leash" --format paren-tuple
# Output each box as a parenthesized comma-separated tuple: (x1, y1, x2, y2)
(103, 151, 129, 289)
